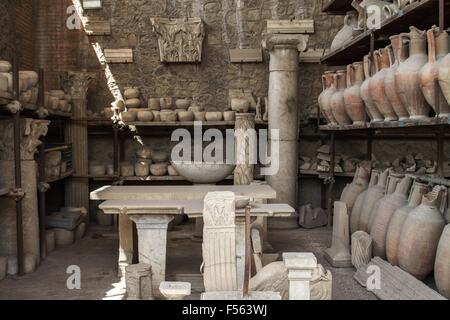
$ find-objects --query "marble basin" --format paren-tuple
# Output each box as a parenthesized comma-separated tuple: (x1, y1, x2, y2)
(171, 161, 235, 184)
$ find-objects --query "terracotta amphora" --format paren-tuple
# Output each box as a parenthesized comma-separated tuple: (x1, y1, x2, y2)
(350, 169, 379, 235)
(385, 36, 410, 121)
(385, 181, 428, 266)
(420, 27, 450, 118)
(398, 186, 447, 280)
(370, 175, 413, 259)
(369, 48, 398, 121)
(438, 36, 450, 109)
(361, 54, 384, 122)
(331, 11, 360, 50)
(359, 168, 390, 232)
(340, 161, 371, 212)
(395, 26, 431, 120)
(330, 70, 352, 125)
(344, 62, 368, 125)
(435, 225, 450, 299)
(444, 188, 450, 224)
(319, 71, 338, 125)
(367, 172, 404, 233)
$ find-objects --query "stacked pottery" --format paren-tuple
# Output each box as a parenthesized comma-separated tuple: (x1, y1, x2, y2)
(359, 168, 389, 232)
(395, 26, 431, 120)
(340, 161, 371, 212)
(361, 54, 384, 122)
(318, 71, 338, 125)
(420, 26, 450, 118)
(369, 48, 398, 121)
(398, 186, 447, 280)
(385, 35, 410, 121)
(350, 169, 379, 235)
(435, 225, 450, 299)
(370, 175, 413, 259)
(330, 70, 352, 125)
(385, 181, 428, 266)
(343, 62, 367, 125)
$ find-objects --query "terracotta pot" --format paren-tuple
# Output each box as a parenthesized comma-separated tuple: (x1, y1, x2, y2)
(160, 97, 173, 110)
(420, 27, 450, 117)
(148, 98, 161, 110)
(395, 27, 431, 120)
(331, 11, 360, 50)
(340, 161, 371, 212)
(177, 110, 194, 121)
(137, 110, 154, 122)
(435, 225, 450, 299)
(385, 35, 410, 121)
(160, 110, 177, 122)
(359, 168, 389, 232)
(175, 99, 191, 109)
(398, 186, 446, 279)
(223, 111, 236, 121)
(125, 98, 141, 108)
(330, 70, 352, 125)
(319, 71, 338, 124)
(135, 161, 150, 177)
(369, 48, 398, 121)
(150, 163, 169, 176)
(136, 146, 153, 159)
(370, 175, 413, 259)
(120, 111, 137, 122)
(385, 181, 428, 266)
(344, 62, 368, 124)
(361, 54, 384, 122)
(194, 111, 206, 121)
(205, 112, 223, 121)
(124, 87, 140, 99)
(89, 163, 106, 176)
(350, 169, 379, 235)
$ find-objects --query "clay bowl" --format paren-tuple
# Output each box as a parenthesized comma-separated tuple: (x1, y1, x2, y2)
(205, 112, 223, 121)
(194, 111, 206, 121)
(124, 87, 140, 99)
(120, 162, 135, 177)
(135, 161, 150, 177)
(160, 97, 173, 110)
(160, 110, 177, 122)
(152, 151, 169, 163)
(153, 111, 161, 122)
(175, 99, 191, 109)
(177, 110, 194, 121)
(120, 111, 137, 122)
(150, 163, 169, 176)
(125, 98, 141, 108)
(136, 146, 153, 159)
(223, 111, 236, 121)
(148, 98, 160, 110)
(137, 110, 154, 122)
(231, 98, 250, 113)
(89, 163, 106, 176)
(170, 161, 235, 184)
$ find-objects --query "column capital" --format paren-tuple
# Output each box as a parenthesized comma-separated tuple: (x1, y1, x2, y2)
(283, 252, 317, 280)
(61, 71, 97, 100)
(262, 34, 309, 53)
(129, 214, 174, 229)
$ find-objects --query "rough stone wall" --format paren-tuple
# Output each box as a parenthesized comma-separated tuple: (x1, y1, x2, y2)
(0, 2, 13, 62)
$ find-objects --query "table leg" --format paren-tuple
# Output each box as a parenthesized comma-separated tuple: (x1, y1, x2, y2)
(118, 214, 134, 277)
(235, 216, 247, 289)
(128, 214, 174, 298)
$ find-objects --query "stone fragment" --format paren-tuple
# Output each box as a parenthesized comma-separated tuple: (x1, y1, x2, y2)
(46, 231, 55, 253)
(159, 281, 191, 300)
(52, 228, 75, 247)
(75, 222, 86, 240)
(317, 145, 330, 154)
(351, 231, 373, 269)
(310, 264, 332, 300)
(299, 205, 328, 229)
(126, 263, 153, 300)
(324, 202, 352, 267)
(283, 252, 317, 300)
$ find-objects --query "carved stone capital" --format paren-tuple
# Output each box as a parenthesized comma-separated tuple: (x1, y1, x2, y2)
(262, 34, 309, 53)
(61, 71, 97, 100)
(0, 118, 49, 161)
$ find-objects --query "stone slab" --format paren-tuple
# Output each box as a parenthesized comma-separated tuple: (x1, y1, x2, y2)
(201, 291, 282, 300)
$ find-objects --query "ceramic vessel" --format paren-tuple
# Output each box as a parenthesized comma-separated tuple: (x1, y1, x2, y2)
(136, 146, 152, 159)
(171, 161, 235, 184)
(361, 54, 384, 122)
(89, 163, 106, 176)
(160, 110, 177, 122)
(370, 48, 398, 121)
(370, 175, 413, 258)
(148, 98, 161, 110)
(435, 225, 450, 299)
(120, 111, 137, 122)
(177, 110, 194, 121)
(124, 87, 140, 99)
(153, 111, 161, 121)
(168, 165, 178, 176)
(0, 60, 11, 72)
(398, 186, 447, 280)
(385, 181, 428, 266)
(330, 70, 352, 125)
(350, 169, 379, 235)
(223, 111, 236, 121)
(160, 97, 173, 110)
(331, 11, 360, 50)
(194, 111, 206, 121)
(340, 161, 371, 212)
(385, 35, 410, 120)
(359, 168, 389, 232)
(120, 162, 134, 177)
(175, 99, 191, 109)
(135, 161, 150, 177)
(395, 27, 431, 120)
(420, 27, 450, 117)
(205, 112, 223, 121)
(137, 110, 154, 122)
(318, 71, 338, 125)
(344, 62, 368, 125)
(231, 98, 250, 113)
(150, 163, 169, 176)
(125, 98, 141, 108)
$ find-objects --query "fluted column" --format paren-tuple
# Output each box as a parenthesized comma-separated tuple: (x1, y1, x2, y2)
(263, 34, 308, 229)
(64, 71, 96, 214)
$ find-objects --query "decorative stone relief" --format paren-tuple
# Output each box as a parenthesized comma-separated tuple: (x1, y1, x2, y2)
(310, 264, 332, 300)
(61, 71, 96, 100)
(202, 191, 237, 292)
(351, 231, 373, 269)
(150, 17, 205, 63)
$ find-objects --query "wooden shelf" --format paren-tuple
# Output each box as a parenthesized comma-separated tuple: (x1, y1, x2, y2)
(0, 186, 10, 197)
(321, 0, 450, 65)
(300, 169, 355, 178)
(85, 175, 234, 182)
(47, 110, 72, 119)
(85, 118, 268, 128)
(322, 0, 353, 14)
(44, 170, 73, 184)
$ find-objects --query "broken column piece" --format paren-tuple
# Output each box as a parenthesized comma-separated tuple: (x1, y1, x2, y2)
(125, 263, 153, 300)
(351, 231, 373, 269)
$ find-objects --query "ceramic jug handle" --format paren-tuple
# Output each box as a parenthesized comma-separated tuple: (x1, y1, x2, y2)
(346, 64, 353, 87)
(322, 74, 327, 91)
(373, 50, 381, 72)
(427, 28, 437, 63)
(386, 45, 394, 67)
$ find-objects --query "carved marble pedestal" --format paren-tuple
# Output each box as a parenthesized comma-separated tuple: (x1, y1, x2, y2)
(283, 252, 317, 300)
(325, 201, 352, 268)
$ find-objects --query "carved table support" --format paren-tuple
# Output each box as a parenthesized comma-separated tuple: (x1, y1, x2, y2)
(283, 252, 317, 300)
(234, 113, 256, 186)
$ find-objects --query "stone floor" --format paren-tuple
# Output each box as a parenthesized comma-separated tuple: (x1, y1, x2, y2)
(0, 222, 376, 300)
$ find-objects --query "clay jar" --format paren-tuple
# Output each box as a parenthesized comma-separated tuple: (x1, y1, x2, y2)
(385, 181, 428, 266)
(398, 186, 447, 280)
(350, 170, 379, 235)
(438, 35, 450, 109)
(395, 27, 431, 120)
(330, 70, 352, 125)
(318, 71, 338, 125)
(385, 35, 410, 121)
(331, 11, 359, 50)
(343, 62, 367, 125)
(420, 27, 450, 117)
(340, 161, 371, 212)
(358, 168, 389, 232)
(370, 175, 413, 259)
(369, 48, 398, 121)
(435, 225, 450, 299)
(361, 54, 384, 122)
(135, 161, 150, 177)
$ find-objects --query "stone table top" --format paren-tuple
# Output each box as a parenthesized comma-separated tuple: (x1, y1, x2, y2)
(90, 185, 277, 201)
(99, 200, 295, 218)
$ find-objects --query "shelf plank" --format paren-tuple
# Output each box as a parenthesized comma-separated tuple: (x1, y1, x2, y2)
(322, 0, 353, 14)
(45, 170, 73, 184)
(300, 169, 355, 178)
(86, 119, 268, 128)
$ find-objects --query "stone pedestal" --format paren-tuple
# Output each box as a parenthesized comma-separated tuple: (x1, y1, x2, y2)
(263, 34, 308, 230)
(125, 263, 153, 300)
(64, 71, 96, 214)
(128, 214, 173, 299)
(325, 201, 352, 268)
(0, 119, 49, 269)
(283, 252, 317, 300)
(118, 214, 134, 277)
(234, 113, 256, 186)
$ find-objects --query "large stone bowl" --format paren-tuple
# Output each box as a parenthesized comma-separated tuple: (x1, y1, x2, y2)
(170, 161, 235, 184)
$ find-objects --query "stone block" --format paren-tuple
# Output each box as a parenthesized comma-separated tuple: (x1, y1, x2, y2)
(126, 263, 153, 300)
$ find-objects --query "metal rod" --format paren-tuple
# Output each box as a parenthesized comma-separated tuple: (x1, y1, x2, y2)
(440, 0, 445, 33)
(243, 205, 251, 297)
(113, 126, 119, 175)
(327, 133, 335, 227)
(367, 131, 373, 161)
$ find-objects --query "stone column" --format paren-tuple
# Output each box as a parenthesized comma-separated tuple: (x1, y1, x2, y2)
(125, 263, 153, 300)
(64, 71, 96, 214)
(0, 119, 49, 270)
(263, 34, 309, 229)
(283, 252, 317, 300)
(325, 201, 352, 268)
(128, 214, 173, 299)
(234, 113, 256, 185)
